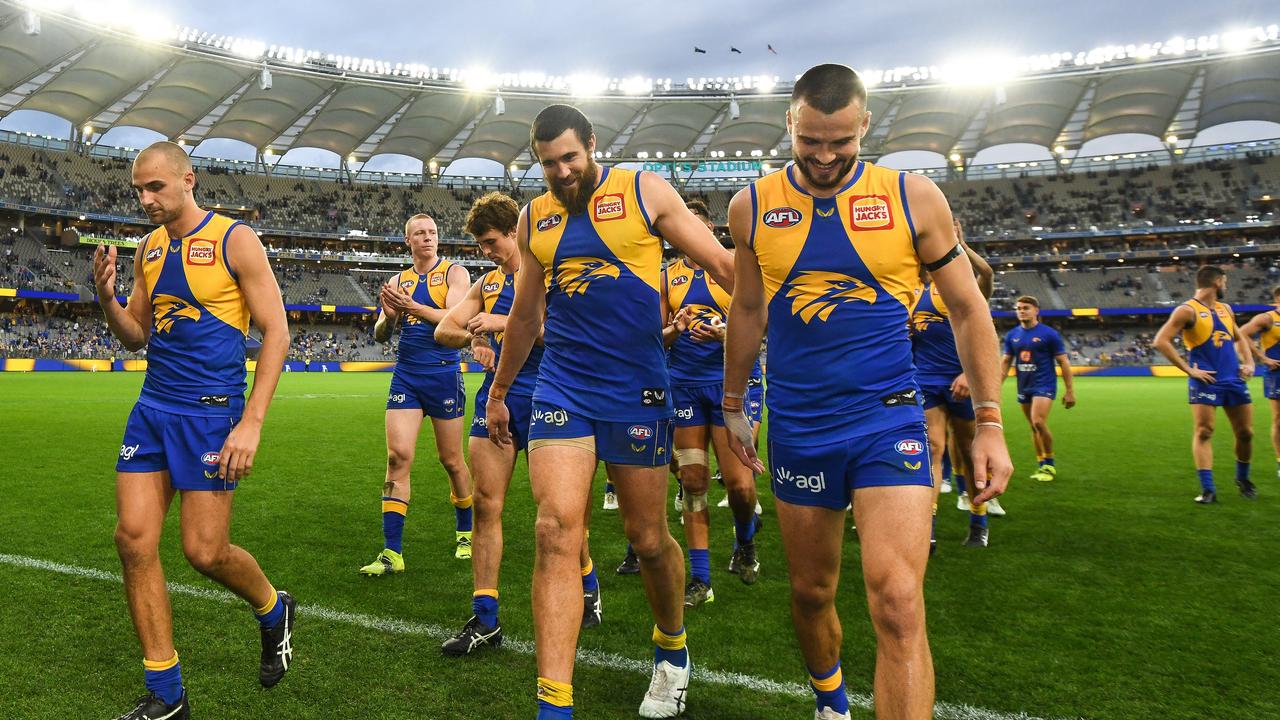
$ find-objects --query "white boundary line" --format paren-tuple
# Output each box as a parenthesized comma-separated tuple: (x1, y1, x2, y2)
(0, 553, 1073, 720)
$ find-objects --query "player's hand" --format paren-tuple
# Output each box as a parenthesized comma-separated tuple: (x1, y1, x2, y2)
(953, 217, 965, 245)
(950, 373, 971, 400)
(472, 342, 496, 371)
(218, 419, 262, 483)
(93, 244, 118, 301)
(381, 283, 416, 313)
(1264, 357, 1280, 371)
(969, 425, 1012, 505)
(1062, 389, 1076, 409)
(689, 320, 725, 343)
(467, 312, 506, 335)
(722, 400, 765, 474)
(486, 394, 513, 447)
(1240, 362, 1255, 380)
(671, 307, 692, 334)
(1188, 366, 1216, 384)
(379, 283, 404, 319)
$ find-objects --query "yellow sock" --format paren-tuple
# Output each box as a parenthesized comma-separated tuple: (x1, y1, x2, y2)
(580, 559, 594, 577)
(254, 586, 278, 616)
(142, 653, 179, 672)
(537, 677, 573, 707)
(451, 494, 473, 509)
(652, 624, 687, 651)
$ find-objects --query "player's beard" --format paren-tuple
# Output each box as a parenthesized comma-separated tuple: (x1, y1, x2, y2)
(549, 160, 599, 216)
(794, 152, 859, 191)
(1216, 286, 1225, 300)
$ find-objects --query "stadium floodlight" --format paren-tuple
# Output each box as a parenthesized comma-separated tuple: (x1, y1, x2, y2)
(428, 159, 438, 173)
(259, 64, 273, 91)
(22, 9, 40, 35)
(509, 163, 519, 173)
(728, 97, 741, 120)
(568, 74, 609, 98)
(263, 147, 274, 157)
(948, 152, 961, 163)
(1054, 145, 1067, 155)
(1166, 134, 1179, 144)
(493, 94, 505, 116)
(463, 68, 496, 92)
(82, 124, 93, 136)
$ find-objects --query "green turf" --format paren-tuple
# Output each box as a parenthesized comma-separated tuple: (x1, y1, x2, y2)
(0, 372, 1277, 719)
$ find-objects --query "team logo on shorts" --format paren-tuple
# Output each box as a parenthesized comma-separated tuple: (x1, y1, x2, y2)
(782, 271, 876, 323)
(201, 452, 220, 466)
(848, 195, 894, 231)
(904, 460, 922, 471)
(186, 240, 216, 265)
(152, 294, 202, 333)
(536, 214, 563, 232)
(895, 439, 924, 456)
(145, 246, 163, 262)
(556, 257, 620, 296)
(119, 444, 140, 461)
(593, 194, 626, 222)
(627, 425, 653, 440)
(762, 207, 802, 228)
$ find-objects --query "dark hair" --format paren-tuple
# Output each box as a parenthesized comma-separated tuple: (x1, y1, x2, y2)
(1196, 265, 1225, 288)
(1272, 285, 1280, 297)
(792, 64, 867, 114)
(1016, 295, 1040, 308)
(465, 192, 520, 237)
(685, 199, 711, 220)
(530, 104, 594, 157)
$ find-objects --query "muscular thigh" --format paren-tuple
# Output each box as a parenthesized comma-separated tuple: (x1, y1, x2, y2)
(386, 409, 425, 457)
(852, 485, 933, 587)
(1030, 396, 1053, 424)
(116, 471, 176, 538)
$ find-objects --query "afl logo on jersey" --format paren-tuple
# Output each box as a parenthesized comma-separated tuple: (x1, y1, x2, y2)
(145, 246, 163, 262)
(763, 207, 802, 228)
(895, 439, 924, 456)
(593, 193, 626, 222)
(186, 240, 216, 265)
(849, 195, 894, 231)
(671, 275, 690, 286)
(483, 281, 502, 293)
(627, 425, 653, 440)
(536, 214, 563, 232)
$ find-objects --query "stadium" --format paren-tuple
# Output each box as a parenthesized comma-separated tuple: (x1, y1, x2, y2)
(1, 1, 1278, 718)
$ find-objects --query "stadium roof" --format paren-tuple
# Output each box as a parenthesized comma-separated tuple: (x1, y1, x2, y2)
(2, 3, 1279, 169)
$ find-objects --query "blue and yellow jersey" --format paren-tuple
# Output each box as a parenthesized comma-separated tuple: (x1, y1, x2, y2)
(664, 258, 763, 386)
(478, 267, 542, 397)
(137, 211, 249, 417)
(749, 161, 923, 443)
(1003, 322, 1065, 394)
(1181, 298, 1241, 383)
(527, 166, 671, 421)
(387, 259, 462, 373)
(911, 283, 962, 386)
(1257, 309, 1280, 371)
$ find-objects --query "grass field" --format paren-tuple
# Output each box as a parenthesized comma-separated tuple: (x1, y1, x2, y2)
(0, 372, 1277, 719)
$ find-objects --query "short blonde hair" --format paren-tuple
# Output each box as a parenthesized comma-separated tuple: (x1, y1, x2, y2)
(403, 213, 435, 237)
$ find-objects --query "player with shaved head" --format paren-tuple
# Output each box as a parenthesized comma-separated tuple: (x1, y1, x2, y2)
(721, 65, 1012, 720)
(96, 140, 294, 719)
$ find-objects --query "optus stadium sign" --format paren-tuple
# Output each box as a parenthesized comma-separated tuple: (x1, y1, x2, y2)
(642, 160, 764, 174)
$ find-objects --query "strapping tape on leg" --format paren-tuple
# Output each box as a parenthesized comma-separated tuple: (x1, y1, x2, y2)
(673, 448, 708, 468)
(682, 491, 708, 513)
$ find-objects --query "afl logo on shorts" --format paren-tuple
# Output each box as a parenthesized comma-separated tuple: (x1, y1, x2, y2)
(894, 439, 924, 456)
(627, 425, 653, 441)
(145, 246, 163, 262)
(849, 195, 894, 231)
(593, 194, 626, 222)
(201, 452, 220, 466)
(537, 214, 563, 232)
(763, 207, 802, 228)
(186, 240, 216, 265)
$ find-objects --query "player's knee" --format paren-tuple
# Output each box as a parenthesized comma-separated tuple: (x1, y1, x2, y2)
(113, 522, 159, 565)
(1195, 426, 1214, 443)
(386, 446, 414, 473)
(866, 579, 925, 643)
(1031, 418, 1050, 434)
(790, 576, 837, 616)
(182, 541, 229, 576)
(625, 523, 667, 559)
(1236, 426, 1254, 444)
(533, 512, 580, 558)
(439, 453, 468, 479)
(473, 484, 504, 519)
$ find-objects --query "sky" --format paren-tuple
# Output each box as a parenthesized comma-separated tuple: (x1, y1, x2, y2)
(2, 0, 1277, 173)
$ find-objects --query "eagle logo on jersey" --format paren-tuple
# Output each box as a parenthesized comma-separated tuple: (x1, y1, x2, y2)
(1211, 330, 1233, 348)
(783, 271, 876, 323)
(556, 257, 621, 296)
(684, 303, 725, 330)
(153, 294, 201, 333)
(910, 310, 945, 334)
